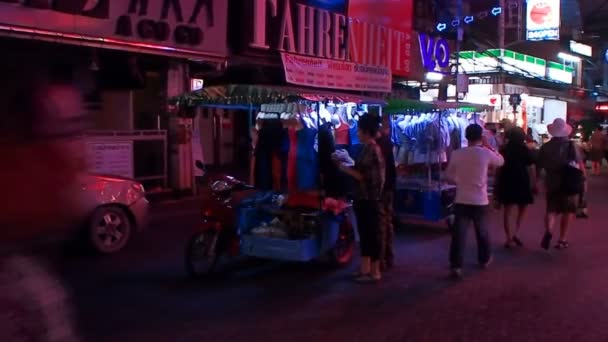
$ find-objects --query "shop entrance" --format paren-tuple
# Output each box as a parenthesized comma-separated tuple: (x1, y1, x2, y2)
(194, 106, 253, 178)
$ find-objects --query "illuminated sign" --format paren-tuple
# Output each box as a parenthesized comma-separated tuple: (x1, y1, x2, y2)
(190, 78, 204, 91)
(348, 0, 414, 77)
(0, 0, 227, 57)
(596, 104, 608, 112)
(418, 33, 450, 72)
(250, 0, 395, 92)
(526, 0, 560, 41)
(570, 41, 592, 57)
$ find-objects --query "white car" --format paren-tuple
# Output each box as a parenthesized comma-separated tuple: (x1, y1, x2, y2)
(77, 174, 149, 254)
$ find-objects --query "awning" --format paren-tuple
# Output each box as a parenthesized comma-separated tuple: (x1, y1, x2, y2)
(383, 99, 493, 114)
(173, 84, 387, 107)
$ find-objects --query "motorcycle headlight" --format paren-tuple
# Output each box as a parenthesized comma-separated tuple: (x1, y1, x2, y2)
(210, 180, 231, 192)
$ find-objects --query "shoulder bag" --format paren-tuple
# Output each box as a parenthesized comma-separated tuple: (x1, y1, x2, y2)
(560, 141, 584, 196)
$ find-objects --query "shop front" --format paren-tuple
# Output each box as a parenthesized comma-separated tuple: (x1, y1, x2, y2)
(0, 0, 229, 192)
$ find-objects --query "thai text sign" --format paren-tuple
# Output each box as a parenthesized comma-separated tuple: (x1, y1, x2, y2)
(281, 52, 392, 92)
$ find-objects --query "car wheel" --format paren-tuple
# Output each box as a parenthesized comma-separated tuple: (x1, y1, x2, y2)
(88, 206, 132, 254)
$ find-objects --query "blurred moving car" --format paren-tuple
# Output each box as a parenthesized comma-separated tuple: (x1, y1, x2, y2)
(77, 173, 149, 254)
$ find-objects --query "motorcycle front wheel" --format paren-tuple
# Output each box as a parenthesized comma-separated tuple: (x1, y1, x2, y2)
(185, 231, 219, 279)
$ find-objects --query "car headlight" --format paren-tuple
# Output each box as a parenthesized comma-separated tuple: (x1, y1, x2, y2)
(210, 180, 231, 192)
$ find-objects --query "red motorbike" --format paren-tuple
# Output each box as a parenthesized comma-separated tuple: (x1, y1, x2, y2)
(184, 162, 256, 277)
(185, 161, 356, 278)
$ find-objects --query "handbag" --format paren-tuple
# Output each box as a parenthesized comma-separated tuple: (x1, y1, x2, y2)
(560, 141, 584, 196)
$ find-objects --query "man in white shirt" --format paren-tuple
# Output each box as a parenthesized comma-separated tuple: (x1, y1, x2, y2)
(445, 124, 505, 277)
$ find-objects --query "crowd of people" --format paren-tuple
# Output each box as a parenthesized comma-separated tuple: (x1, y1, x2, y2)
(340, 113, 590, 282)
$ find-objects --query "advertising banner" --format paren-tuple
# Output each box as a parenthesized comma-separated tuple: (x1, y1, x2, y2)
(348, 0, 414, 77)
(526, 0, 560, 41)
(281, 52, 392, 93)
(0, 0, 228, 58)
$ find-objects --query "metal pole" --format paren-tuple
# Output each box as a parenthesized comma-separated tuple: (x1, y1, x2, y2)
(499, 0, 506, 119)
(455, 0, 463, 103)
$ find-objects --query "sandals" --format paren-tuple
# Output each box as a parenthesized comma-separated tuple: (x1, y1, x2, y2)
(505, 236, 524, 249)
(555, 240, 570, 250)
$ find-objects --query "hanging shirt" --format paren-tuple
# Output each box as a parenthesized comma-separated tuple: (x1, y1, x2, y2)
(296, 127, 319, 191)
(349, 121, 360, 145)
(334, 123, 350, 146)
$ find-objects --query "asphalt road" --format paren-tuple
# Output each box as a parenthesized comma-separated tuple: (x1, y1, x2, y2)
(50, 176, 608, 342)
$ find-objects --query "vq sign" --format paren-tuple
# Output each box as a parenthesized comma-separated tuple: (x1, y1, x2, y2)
(418, 33, 450, 72)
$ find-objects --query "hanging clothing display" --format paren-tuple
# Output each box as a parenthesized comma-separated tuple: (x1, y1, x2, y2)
(253, 102, 347, 195)
(393, 111, 469, 166)
(254, 119, 288, 190)
(318, 122, 347, 198)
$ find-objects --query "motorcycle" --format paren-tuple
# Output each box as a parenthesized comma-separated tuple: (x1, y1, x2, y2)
(184, 161, 256, 277)
(185, 161, 356, 278)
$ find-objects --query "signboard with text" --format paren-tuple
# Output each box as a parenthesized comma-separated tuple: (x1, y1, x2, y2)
(249, 0, 394, 92)
(86, 141, 134, 178)
(0, 0, 228, 57)
(281, 52, 391, 92)
(348, 0, 413, 77)
(526, 0, 560, 41)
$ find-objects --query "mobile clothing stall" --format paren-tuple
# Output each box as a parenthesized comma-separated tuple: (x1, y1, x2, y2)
(386, 99, 492, 229)
(175, 84, 385, 271)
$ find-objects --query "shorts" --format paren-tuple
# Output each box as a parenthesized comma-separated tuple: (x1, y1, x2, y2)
(546, 192, 577, 214)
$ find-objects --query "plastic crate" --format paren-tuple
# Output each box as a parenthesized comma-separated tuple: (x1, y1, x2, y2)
(241, 235, 321, 262)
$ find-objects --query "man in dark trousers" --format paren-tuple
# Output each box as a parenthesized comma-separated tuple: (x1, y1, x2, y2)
(376, 115, 397, 270)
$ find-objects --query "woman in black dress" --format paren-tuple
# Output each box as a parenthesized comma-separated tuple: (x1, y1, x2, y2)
(496, 127, 537, 248)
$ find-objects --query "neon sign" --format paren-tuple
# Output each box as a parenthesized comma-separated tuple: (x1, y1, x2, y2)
(418, 33, 450, 72)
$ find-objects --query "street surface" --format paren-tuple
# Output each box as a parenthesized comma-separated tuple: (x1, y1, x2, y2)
(47, 176, 608, 341)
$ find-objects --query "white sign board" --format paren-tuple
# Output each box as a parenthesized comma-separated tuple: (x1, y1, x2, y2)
(547, 67, 573, 84)
(0, 0, 228, 58)
(570, 41, 592, 57)
(86, 141, 134, 178)
(526, 0, 560, 41)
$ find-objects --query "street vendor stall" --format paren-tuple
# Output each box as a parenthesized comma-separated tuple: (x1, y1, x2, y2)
(385, 100, 493, 229)
(173, 85, 386, 274)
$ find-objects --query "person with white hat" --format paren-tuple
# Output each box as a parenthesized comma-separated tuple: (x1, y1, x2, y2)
(537, 118, 586, 250)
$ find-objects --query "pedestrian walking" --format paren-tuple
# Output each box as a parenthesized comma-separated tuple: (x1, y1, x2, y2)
(589, 125, 605, 175)
(376, 115, 397, 271)
(446, 124, 505, 278)
(537, 118, 586, 250)
(495, 127, 537, 248)
(0, 62, 84, 341)
(336, 114, 385, 283)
